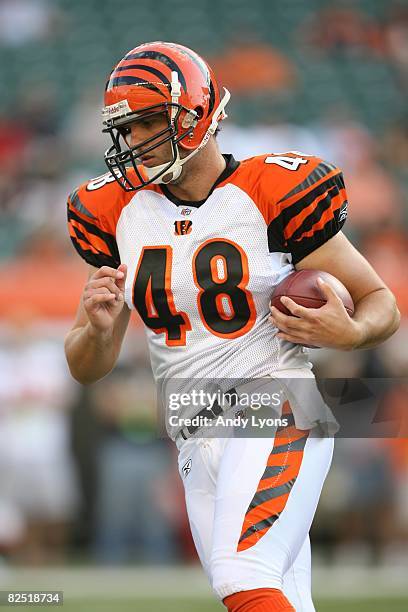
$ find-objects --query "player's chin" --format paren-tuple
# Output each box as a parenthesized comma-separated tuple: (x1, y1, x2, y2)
(139, 156, 158, 167)
(143, 153, 173, 168)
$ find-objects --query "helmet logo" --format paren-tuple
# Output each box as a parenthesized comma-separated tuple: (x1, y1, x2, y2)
(102, 99, 131, 122)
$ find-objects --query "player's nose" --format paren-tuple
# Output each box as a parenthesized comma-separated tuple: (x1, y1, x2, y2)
(129, 124, 141, 147)
(129, 124, 150, 148)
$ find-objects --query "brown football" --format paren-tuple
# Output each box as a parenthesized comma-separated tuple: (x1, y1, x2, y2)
(271, 270, 354, 317)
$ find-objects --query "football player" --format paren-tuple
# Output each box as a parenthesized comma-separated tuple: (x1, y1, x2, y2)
(65, 42, 400, 611)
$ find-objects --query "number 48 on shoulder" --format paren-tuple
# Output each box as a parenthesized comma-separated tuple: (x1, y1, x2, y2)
(265, 153, 310, 171)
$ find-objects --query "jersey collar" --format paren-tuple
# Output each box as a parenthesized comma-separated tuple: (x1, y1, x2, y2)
(160, 154, 240, 209)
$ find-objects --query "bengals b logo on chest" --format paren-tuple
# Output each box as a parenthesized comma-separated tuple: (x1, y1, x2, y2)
(174, 220, 193, 235)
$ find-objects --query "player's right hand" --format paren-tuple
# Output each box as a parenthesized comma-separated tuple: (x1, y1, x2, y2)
(83, 264, 128, 334)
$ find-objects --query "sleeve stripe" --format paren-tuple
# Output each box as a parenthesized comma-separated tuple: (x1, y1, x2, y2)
(67, 206, 120, 263)
(266, 171, 347, 256)
(67, 206, 113, 243)
(69, 235, 120, 269)
(270, 174, 341, 226)
(69, 218, 113, 256)
(69, 226, 102, 255)
(289, 190, 346, 242)
(291, 197, 343, 243)
(290, 223, 341, 265)
(278, 161, 339, 205)
(67, 198, 98, 225)
(284, 184, 338, 240)
(68, 188, 97, 220)
(267, 175, 341, 249)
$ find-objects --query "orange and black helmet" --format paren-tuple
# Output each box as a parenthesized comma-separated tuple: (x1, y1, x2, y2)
(103, 41, 230, 191)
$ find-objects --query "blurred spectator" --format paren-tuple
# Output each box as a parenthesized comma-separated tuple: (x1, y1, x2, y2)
(369, 319, 408, 379)
(384, 3, 408, 88)
(63, 87, 111, 172)
(0, 114, 31, 211)
(319, 439, 397, 564)
(382, 382, 408, 542)
(0, 0, 63, 47)
(362, 230, 408, 318)
(218, 123, 320, 160)
(90, 367, 181, 564)
(383, 117, 408, 169)
(211, 38, 296, 95)
(0, 309, 79, 564)
(18, 85, 60, 139)
(301, 4, 384, 57)
(345, 164, 403, 234)
(338, 134, 403, 235)
(382, 117, 408, 203)
(312, 117, 375, 171)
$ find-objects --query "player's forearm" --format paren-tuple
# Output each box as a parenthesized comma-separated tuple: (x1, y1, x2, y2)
(351, 288, 400, 350)
(64, 323, 120, 384)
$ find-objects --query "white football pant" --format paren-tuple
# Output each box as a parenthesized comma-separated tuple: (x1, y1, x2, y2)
(177, 419, 333, 610)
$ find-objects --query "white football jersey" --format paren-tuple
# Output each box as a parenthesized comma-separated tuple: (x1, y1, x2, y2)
(67, 153, 348, 439)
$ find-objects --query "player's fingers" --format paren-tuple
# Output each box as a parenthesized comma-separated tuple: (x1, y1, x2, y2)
(84, 286, 114, 300)
(278, 296, 316, 319)
(276, 332, 320, 346)
(88, 277, 121, 297)
(269, 318, 307, 335)
(269, 307, 310, 332)
(317, 278, 342, 305)
(84, 292, 117, 307)
(115, 263, 127, 291)
(92, 265, 125, 282)
(276, 332, 301, 343)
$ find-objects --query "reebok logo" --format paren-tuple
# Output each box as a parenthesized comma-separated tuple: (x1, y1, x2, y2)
(338, 201, 348, 223)
(182, 458, 192, 478)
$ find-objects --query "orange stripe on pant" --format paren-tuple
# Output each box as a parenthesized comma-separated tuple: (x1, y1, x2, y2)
(237, 403, 309, 552)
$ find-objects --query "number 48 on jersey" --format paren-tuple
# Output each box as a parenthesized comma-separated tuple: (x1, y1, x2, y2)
(132, 239, 256, 346)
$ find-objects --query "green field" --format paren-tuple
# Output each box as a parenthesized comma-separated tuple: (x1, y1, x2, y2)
(3, 566, 407, 611)
(6, 597, 408, 612)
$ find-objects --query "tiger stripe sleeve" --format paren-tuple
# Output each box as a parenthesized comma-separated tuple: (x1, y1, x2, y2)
(67, 188, 120, 268)
(267, 165, 348, 264)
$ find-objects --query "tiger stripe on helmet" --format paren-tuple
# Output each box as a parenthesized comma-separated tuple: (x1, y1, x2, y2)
(106, 75, 167, 97)
(121, 50, 187, 91)
(111, 64, 172, 89)
(208, 80, 216, 116)
(168, 43, 210, 84)
(165, 43, 216, 116)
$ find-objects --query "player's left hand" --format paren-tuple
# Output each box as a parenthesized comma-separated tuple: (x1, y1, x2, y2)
(268, 277, 362, 350)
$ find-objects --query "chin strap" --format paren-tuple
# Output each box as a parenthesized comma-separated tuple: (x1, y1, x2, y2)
(143, 86, 231, 185)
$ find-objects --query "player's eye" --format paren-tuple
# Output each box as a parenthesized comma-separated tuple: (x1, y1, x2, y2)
(139, 117, 154, 128)
(118, 126, 131, 137)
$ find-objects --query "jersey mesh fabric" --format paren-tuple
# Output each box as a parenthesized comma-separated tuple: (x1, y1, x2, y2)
(116, 182, 311, 440)
(67, 153, 348, 440)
